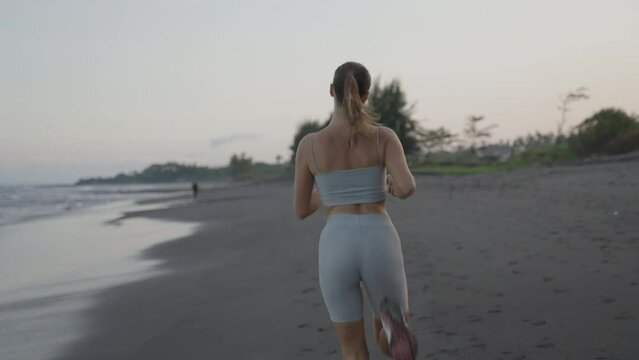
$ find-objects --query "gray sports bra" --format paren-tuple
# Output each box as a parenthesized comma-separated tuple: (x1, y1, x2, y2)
(310, 126, 386, 207)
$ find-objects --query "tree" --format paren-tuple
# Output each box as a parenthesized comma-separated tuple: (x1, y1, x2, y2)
(368, 79, 424, 156)
(557, 87, 589, 137)
(569, 108, 639, 156)
(420, 127, 457, 156)
(275, 154, 282, 165)
(229, 152, 253, 180)
(463, 115, 498, 153)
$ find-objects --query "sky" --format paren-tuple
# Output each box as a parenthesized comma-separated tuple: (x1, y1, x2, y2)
(1, 0, 638, 184)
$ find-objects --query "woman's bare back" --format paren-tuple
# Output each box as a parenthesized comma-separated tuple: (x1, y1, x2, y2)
(307, 124, 414, 215)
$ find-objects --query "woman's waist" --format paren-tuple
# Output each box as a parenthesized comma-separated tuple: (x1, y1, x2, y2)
(324, 205, 393, 226)
(325, 201, 386, 216)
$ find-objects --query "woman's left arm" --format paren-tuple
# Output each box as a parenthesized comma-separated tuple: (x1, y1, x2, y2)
(294, 135, 322, 219)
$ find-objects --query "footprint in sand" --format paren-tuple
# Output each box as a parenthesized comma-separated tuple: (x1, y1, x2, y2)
(418, 315, 433, 321)
(536, 342, 555, 349)
(467, 315, 483, 323)
(553, 287, 569, 294)
(531, 320, 547, 326)
(297, 323, 309, 328)
(542, 276, 554, 282)
(613, 312, 633, 320)
(601, 296, 617, 304)
(301, 287, 315, 294)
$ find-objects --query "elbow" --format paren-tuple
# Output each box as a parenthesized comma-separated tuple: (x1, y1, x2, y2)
(396, 179, 416, 199)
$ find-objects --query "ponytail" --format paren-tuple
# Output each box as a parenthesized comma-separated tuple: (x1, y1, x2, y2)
(334, 62, 378, 143)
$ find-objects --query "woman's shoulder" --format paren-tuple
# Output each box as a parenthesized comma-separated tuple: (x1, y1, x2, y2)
(296, 130, 324, 155)
(375, 125, 398, 141)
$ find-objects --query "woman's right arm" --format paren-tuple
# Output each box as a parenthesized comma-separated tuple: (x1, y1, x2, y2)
(293, 135, 322, 219)
(382, 127, 416, 199)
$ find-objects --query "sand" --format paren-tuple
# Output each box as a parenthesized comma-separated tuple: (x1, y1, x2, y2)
(51, 158, 639, 360)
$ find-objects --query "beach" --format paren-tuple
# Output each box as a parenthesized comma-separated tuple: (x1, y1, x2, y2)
(1, 158, 638, 359)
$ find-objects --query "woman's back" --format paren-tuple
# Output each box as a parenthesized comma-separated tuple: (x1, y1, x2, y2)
(303, 123, 415, 215)
(310, 125, 386, 208)
(309, 124, 383, 174)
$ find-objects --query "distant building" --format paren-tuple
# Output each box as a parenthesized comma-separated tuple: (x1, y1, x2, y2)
(475, 144, 513, 162)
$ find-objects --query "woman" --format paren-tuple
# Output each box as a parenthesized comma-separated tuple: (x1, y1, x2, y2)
(293, 61, 418, 360)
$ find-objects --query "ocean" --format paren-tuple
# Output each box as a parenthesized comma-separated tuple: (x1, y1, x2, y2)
(0, 182, 210, 360)
(0, 183, 209, 227)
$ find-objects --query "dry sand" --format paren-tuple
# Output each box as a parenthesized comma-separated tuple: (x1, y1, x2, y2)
(53, 158, 639, 360)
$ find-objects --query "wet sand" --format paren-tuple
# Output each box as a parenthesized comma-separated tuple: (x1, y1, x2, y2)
(46, 158, 639, 359)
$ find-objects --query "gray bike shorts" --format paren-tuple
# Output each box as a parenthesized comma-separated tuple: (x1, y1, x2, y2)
(318, 213, 409, 323)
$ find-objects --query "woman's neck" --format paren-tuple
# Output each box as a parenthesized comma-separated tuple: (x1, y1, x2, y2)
(327, 107, 350, 130)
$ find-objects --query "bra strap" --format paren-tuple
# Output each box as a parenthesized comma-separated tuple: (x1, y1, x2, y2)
(309, 134, 321, 174)
(375, 126, 382, 165)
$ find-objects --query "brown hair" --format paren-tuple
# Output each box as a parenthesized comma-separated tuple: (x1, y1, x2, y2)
(333, 62, 378, 140)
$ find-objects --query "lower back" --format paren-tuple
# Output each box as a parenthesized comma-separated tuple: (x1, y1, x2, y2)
(325, 201, 387, 216)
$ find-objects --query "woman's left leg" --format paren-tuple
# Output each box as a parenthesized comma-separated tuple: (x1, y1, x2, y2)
(334, 319, 369, 360)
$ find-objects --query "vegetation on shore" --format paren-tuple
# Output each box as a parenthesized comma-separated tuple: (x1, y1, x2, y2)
(76, 163, 229, 185)
(76, 82, 639, 184)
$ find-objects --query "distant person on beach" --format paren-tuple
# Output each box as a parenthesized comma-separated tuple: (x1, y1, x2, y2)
(294, 62, 418, 360)
(191, 182, 198, 199)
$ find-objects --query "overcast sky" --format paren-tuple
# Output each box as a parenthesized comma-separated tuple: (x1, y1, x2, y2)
(1, 0, 638, 184)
